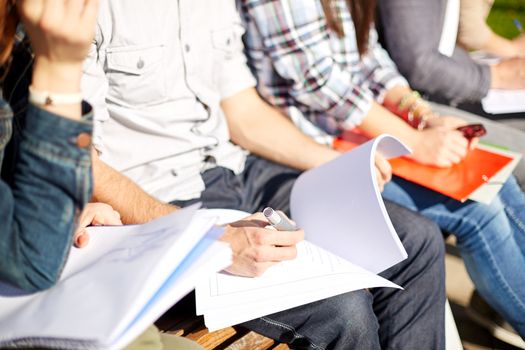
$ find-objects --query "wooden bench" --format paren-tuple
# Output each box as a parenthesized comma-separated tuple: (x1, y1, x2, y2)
(155, 298, 290, 350)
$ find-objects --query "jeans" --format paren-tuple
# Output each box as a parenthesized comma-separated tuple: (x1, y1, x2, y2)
(173, 155, 446, 349)
(383, 175, 525, 336)
(0, 98, 93, 292)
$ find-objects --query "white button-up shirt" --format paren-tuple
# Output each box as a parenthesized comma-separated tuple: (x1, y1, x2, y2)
(82, 0, 255, 201)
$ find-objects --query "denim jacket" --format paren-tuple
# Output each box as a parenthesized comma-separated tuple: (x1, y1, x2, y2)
(0, 40, 93, 291)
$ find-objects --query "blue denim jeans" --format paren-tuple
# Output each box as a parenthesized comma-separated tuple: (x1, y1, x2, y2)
(383, 175, 525, 336)
(173, 155, 446, 349)
(0, 98, 93, 292)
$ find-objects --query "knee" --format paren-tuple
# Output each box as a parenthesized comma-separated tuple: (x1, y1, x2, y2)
(317, 290, 379, 339)
(400, 212, 445, 266)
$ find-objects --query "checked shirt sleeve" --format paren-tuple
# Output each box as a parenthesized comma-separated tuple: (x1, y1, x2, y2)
(360, 29, 409, 103)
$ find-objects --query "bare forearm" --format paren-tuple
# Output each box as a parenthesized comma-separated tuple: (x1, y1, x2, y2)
(222, 89, 340, 171)
(482, 32, 520, 58)
(92, 151, 177, 224)
(359, 102, 419, 149)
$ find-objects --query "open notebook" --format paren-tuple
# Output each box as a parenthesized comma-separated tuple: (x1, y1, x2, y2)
(0, 204, 231, 350)
(196, 135, 411, 331)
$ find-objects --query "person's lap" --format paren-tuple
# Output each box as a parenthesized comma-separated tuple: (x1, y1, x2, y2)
(172, 155, 446, 349)
(382, 174, 525, 335)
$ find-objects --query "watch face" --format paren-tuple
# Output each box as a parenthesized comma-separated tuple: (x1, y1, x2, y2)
(457, 124, 486, 140)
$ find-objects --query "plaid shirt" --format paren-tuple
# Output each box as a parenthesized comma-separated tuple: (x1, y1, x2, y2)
(239, 0, 408, 144)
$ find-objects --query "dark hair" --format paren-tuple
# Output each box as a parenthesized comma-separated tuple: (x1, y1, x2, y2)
(0, 0, 18, 65)
(320, 0, 376, 57)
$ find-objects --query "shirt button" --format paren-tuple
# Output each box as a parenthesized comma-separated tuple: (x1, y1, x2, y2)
(184, 44, 190, 52)
(76, 133, 92, 149)
(137, 58, 145, 69)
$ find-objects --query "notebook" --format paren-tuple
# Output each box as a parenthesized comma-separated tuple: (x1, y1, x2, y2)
(334, 131, 521, 203)
(0, 204, 232, 350)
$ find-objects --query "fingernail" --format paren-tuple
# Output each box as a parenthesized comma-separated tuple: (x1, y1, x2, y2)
(76, 234, 88, 248)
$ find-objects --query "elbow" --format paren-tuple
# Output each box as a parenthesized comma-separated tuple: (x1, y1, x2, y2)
(0, 255, 63, 293)
(24, 274, 58, 292)
(400, 55, 447, 97)
(16, 267, 60, 293)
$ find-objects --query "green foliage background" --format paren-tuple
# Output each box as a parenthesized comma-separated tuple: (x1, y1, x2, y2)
(487, 0, 525, 38)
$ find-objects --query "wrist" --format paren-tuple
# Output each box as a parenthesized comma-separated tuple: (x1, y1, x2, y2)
(31, 57, 83, 94)
(403, 127, 422, 151)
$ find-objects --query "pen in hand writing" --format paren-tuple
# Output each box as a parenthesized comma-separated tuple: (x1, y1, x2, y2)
(263, 207, 298, 231)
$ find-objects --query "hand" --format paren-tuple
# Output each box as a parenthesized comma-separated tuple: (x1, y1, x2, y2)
(491, 58, 525, 89)
(425, 116, 479, 150)
(374, 151, 392, 192)
(74, 202, 122, 248)
(424, 115, 466, 130)
(409, 127, 469, 168)
(220, 212, 304, 277)
(16, 0, 100, 92)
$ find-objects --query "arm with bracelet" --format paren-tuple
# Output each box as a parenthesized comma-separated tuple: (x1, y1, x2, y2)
(354, 85, 471, 168)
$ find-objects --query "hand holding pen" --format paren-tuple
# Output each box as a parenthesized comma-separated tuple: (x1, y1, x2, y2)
(263, 207, 298, 231)
(220, 210, 304, 277)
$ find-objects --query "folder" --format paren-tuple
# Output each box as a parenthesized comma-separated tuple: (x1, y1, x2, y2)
(333, 131, 520, 203)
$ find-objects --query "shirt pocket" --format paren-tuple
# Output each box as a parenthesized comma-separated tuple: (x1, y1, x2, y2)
(106, 44, 166, 106)
(211, 25, 243, 59)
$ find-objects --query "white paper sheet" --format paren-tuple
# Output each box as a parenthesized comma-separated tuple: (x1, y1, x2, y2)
(291, 134, 410, 273)
(196, 135, 411, 331)
(197, 241, 399, 331)
(482, 89, 525, 114)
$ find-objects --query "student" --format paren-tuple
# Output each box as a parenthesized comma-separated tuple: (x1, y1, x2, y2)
(458, 0, 525, 58)
(0, 0, 96, 292)
(376, 0, 525, 105)
(239, 0, 525, 339)
(81, 1, 446, 348)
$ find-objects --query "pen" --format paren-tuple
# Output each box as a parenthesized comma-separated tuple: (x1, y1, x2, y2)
(263, 207, 298, 231)
(514, 18, 523, 33)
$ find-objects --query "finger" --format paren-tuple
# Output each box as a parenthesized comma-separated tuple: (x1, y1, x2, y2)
(66, 0, 85, 17)
(77, 211, 96, 230)
(16, 0, 45, 23)
(376, 156, 392, 182)
(250, 261, 277, 277)
(91, 212, 105, 226)
(253, 245, 298, 263)
(74, 231, 90, 248)
(376, 170, 385, 192)
(251, 228, 304, 246)
(276, 210, 297, 226)
(80, 0, 99, 22)
(40, 0, 65, 31)
(450, 137, 469, 159)
(441, 148, 462, 165)
(92, 211, 122, 226)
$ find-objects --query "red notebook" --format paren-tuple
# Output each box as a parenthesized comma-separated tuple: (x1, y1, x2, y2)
(333, 132, 514, 202)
